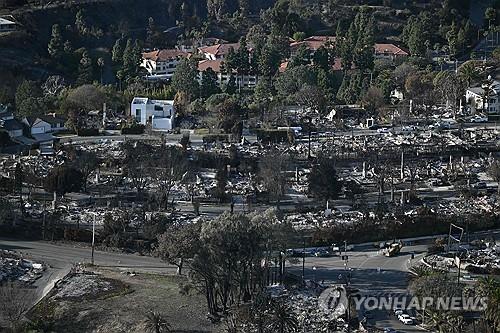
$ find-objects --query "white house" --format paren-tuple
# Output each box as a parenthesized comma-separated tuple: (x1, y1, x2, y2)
(131, 97, 175, 131)
(141, 49, 190, 81)
(0, 17, 16, 32)
(465, 78, 500, 115)
(22, 115, 66, 135)
(198, 59, 257, 88)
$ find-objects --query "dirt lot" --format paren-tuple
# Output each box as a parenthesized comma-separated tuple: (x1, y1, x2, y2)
(29, 267, 221, 333)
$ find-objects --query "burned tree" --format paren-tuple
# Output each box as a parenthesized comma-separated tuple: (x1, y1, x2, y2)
(123, 142, 154, 198)
(154, 146, 188, 210)
(258, 151, 289, 209)
(308, 155, 342, 203)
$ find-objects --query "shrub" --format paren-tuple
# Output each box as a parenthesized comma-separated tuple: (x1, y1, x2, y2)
(121, 123, 145, 135)
(77, 128, 99, 136)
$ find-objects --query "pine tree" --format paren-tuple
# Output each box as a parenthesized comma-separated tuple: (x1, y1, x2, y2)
(77, 49, 93, 85)
(171, 58, 199, 98)
(48, 24, 63, 59)
(200, 68, 220, 98)
(112, 38, 124, 64)
(258, 44, 280, 77)
(121, 38, 139, 80)
(446, 22, 458, 57)
(75, 9, 87, 36)
(63, 40, 73, 54)
(146, 17, 155, 47)
(237, 37, 250, 75)
(224, 75, 237, 95)
(336, 75, 350, 103)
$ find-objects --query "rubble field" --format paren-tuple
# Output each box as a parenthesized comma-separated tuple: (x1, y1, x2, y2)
(0, 250, 45, 284)
(29, 267, 220, 332)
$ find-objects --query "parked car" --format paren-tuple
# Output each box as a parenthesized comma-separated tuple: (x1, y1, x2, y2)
(470, 115, 488, 123)
(401, 125, 417, 133)
(377, 127, 391, 134)
(393, 308, 404, 316)
(473, 181, 487, 189)
(398, 314, 413, 325)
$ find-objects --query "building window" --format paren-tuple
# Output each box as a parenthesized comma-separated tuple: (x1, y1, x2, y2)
(135, 109, 141, 122)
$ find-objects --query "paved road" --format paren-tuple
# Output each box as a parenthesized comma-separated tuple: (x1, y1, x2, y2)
(0, 238, 175, 303)
(288, 244, 428, 332)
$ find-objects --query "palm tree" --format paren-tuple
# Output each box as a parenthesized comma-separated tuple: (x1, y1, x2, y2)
(269, 300, 299, 333)
(97, 57, 105, 85)
(479, 277, 500, 332)
(458, 61, 479, 87)
(144, 311, 171, 333)
(481, 77, 494, 113)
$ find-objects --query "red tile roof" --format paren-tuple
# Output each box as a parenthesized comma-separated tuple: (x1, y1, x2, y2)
(142, 49, 190, 62)
(198, 43, 240, 57)
(374, 43, 409, 56)
(290, 36, 337, 52)
(198, 59, 223, 73)
(279, 61, 289, 73)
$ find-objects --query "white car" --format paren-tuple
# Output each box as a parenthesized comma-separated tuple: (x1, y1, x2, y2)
(470, 115, 488, 123)
(401, 126, 416, 133)
(377, 127, 391, 134)
(393, 308, 404, 316)
(398, 314, 413, 325)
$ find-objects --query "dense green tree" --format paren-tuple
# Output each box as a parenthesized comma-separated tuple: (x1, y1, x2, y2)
(47, 24, 63, 60)
(200, 68, 220, 98)
(146, 17, 156, 48)
(75, 9, 87, 36)
(403, 12, 433, 57)
(289, 44, 310, 67)
(313, 46, 330, 71)
(77, 49, 93, 85)
(275, 65, 316, 103)
(171, 58, 199, 98)
(309, 156, 342, 202)
(485, 7, 497, 29)
(15, 81, 43, 118)
(446, 22, 459, 57)
(156, 222, 200, 275)
(120, 39, 143, 80)
(258, 44, 281, 77)
(224, 75, 237, 95)
(112, 38, 124, 63)
(44, 166, 84, 195)
(292, 31, 306, 41)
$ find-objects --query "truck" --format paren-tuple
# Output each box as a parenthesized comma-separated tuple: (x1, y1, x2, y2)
(382, 240, 403, 257)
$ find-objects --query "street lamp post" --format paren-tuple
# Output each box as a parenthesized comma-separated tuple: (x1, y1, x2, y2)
(91, 213, 95, 265)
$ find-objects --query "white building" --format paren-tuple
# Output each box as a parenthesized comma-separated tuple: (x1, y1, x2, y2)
(0, 17, 16, 32)
(465, 78, 500, 115)
(141, 49, 189, 81)
(131, 97, 175, 131)
(22, 115, 66, 135)
(198, 59, 257, 88)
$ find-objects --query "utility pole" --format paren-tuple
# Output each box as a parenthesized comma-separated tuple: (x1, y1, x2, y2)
(302, 236, 306, 282)
(91, 214, 95, 265)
